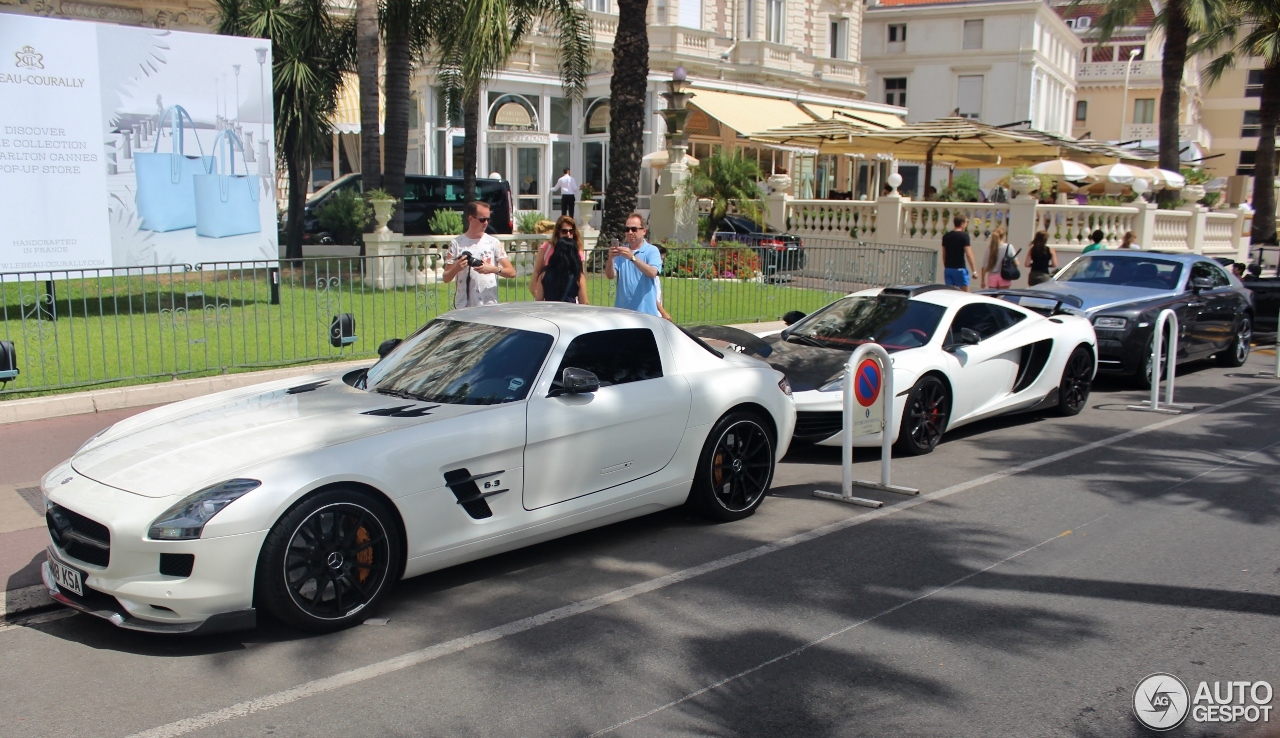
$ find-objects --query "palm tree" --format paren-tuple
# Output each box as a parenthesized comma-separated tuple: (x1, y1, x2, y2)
(677, 150, 766, 237)
(217, 0, 355, 261)
(356, 0, 381, 204)
(380, 0, 416, 233)
(601, 0, 648, 243)
(1092, 0, 1226, 206)
(1194, 0, 1280, 243)
(432, 0, 593, 201)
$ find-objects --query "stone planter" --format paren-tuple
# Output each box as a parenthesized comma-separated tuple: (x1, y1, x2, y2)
(1180, 184, 1206, 205)
(371, 198, 396, 234)
(1010, 174, 1041, 199)
(576, 199, 597, 226)
(767, 173, 793, 193)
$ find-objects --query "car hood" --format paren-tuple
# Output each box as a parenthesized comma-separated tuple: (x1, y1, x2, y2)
(71, 373, 487, 498)
(763, 336, 919, 392)
(1032, 281, 1174, 315)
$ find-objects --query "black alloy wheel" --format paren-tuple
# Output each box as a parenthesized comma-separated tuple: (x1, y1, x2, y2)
(688, 411, 775, 521)
(896, 375, 950, 456)
(258, 488, 400, 631)
(1137, 330, 1172, 389)
(1216, 316, 1252, 367)
(1056, 345, 1094, 416)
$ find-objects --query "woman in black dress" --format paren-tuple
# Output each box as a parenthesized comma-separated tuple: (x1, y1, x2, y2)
(1024, 231, 1058, 286)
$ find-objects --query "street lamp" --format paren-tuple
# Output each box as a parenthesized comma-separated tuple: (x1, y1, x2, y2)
(255, 46, 269, 190)
(233, 64, 241, 124)
(1120, 47, 1142, 141)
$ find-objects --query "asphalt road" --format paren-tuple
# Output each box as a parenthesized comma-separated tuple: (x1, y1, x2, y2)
(2, 355, 1279, 738)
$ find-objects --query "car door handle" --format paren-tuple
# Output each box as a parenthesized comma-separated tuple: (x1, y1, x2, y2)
(1187, 301, 1206, 309)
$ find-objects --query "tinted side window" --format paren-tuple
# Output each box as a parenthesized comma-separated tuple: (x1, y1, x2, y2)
(555, 329, 663, 388)
(1208, 263, 1231, 288)
(994, 304, 1027, 330)
(949, 304, 1010, 341)
(1189, 262, 1216, 289)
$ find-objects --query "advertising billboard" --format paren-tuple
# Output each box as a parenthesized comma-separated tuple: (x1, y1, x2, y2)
(0, 15, 276, 274)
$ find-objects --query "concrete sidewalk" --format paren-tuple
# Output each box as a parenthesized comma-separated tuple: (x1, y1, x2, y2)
(0, 320, 787, 618)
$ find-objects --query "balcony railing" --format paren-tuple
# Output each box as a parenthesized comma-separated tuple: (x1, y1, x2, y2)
(1122, 122, 1212, 149)
(1077, 60, 1161, 82)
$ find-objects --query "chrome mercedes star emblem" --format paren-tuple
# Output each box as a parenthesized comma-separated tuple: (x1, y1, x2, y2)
(326, 551, 344, 569)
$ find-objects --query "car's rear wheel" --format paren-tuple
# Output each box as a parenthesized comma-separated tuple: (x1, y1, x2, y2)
(257, 488, 401, 632)
(1135, 330, 1172, 389)
(895, 375, 950, 456)
(1216, 316, 1252, 367)
(687, 411, 775, 521)
(1056, 345, 1094, 416)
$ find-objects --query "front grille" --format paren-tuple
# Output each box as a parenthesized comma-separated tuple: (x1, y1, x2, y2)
(47, 504, 111, 567)
(159, 553, 195, 578)
(794, 411, 844, 442)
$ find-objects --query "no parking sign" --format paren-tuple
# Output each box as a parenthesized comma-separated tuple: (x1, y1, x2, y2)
(848, 356, 885, 437)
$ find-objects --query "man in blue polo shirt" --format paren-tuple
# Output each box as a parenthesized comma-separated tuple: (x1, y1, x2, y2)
(605, 212, 663, 316)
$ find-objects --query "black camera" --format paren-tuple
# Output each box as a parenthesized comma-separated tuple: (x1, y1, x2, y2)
(459, 251, 480, 268)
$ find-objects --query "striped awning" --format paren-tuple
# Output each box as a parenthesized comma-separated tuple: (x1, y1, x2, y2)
(800, 103, 905, 130)
(330, 72, 383, 135)
(686, 89, 814, 137)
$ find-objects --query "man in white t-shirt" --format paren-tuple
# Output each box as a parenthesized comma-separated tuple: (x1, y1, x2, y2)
(552, 168, 578, 217)
(443, 201, 515, 308)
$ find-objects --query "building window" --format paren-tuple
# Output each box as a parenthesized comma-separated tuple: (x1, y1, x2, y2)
(1243, 110, 1261, 138)
(957, 75, 984, 120)
(766, 0, 784, 43)
(1247, 69, 1264, 97)
(678, 0, 701, 28)
(963, 20, 983, 50)
(745, 0, 755, 38)
(583, 98, 610, 134)
(584, 0, 609, 11)
(888, 23, 907, 45)
(1075, 100, 1088, 122)
(1238, 150, 1256, 175)
(830, 18, 848, 59)
(1133, 98, 1155, 124)
(885, 77, 907, 107)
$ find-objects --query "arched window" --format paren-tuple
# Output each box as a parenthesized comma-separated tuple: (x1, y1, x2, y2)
(488, 94, 538, 131)
(584, 99, 610, 135)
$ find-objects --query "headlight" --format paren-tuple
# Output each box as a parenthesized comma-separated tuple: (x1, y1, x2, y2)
(75, 429, 107, 455)
(819, 372, 845, 392)
(1093, 316, 1127, 330)
(778, 376, 793, 396)
(148, 479, 261, 541)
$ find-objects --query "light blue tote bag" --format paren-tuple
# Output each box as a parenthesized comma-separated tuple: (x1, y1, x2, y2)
(194, 130, 262, 239)
(134, 106, 212, 232)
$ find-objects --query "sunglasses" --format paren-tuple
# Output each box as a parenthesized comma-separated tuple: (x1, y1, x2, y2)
(474, 217, 490, 223)
(625, 226, 643, 233)
(560, 228, 575, 234)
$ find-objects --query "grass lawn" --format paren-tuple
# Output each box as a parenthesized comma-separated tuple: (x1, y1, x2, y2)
(0, 262, 843, 398)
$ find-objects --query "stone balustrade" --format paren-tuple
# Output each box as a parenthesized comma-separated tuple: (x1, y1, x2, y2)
(1033, 205, 1139, 249)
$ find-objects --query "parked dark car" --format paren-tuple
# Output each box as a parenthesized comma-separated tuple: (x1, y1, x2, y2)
(1027, 251, 1254, 383)
(1241, 246, 1280, 335)
(711, 215, 806, 274)
(300, 174, 514, 242)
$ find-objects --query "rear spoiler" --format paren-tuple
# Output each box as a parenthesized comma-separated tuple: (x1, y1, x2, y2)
(978, 289, 1084, 315)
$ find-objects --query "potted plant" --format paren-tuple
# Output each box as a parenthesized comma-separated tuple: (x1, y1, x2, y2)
(1179, 168, 1209, 206)
(577, 182, 598, 224)
(367, 188, 397, 233)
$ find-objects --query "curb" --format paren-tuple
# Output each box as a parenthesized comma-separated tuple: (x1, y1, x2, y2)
(0, 360, 374, 427)
(2, 583, 54, 618)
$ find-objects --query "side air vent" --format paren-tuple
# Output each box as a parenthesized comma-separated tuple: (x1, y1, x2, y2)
(285, 380, 329, 394)
(159, 553, 195, 577)
(362, 404, 439, 418)
(443, 468, 509, 520)
(1013, 339, 1054, 393)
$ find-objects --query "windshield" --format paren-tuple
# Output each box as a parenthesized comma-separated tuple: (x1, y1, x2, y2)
(366, 319, 553, 405)
(789, 295, 946, 352)
(1055, 255, 1184, 290)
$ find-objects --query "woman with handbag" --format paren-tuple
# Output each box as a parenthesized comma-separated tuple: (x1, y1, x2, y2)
(982, 227, 1019, 289)
(1024, 231, 1058, 286)
(530, 215, 586, 300)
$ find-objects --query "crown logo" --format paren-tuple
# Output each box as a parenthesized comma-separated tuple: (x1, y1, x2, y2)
(14, 45, 44, 70)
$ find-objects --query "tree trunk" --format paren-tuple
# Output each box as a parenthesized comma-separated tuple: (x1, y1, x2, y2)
(1252, 62, 1280, 244)
(285, 153, 310, 263)
(602, 0, 649, 243)
(356, 0, 382, 209)
(382, 5, 411, 233)
(462, 81, 480, 202)
(1158, 0, 1189, 208)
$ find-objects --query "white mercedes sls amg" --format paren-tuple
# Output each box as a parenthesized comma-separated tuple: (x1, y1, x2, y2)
(700, 285, 1096, 455)
(40, 305, 796, 634)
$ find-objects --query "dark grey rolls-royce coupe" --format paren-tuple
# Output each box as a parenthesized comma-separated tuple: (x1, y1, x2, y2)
(1012, 251, 1253, 383)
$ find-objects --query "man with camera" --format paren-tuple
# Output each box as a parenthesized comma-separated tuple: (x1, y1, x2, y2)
(444, 201, 516, 308)
(604, 212, 663, 317)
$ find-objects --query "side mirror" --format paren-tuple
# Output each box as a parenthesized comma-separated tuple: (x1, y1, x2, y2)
(782, 310, 807, 326)
(946, 327, 982, 351)
(560, 367, 600, 395)
(376, 338, 402, 358)
(1190, 276, 1213, 292)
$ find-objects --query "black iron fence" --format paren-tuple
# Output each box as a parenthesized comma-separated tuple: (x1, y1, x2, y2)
(0, 241, 935, 397)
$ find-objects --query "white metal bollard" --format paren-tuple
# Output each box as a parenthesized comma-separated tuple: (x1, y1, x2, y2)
(814, 343, 920, 508)
(1128, 308, 1193, 414)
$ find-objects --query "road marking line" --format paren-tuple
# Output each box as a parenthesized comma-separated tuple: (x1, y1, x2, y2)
(588, 516, 1111, 737)
(589, 435, 1280, 735)
(123, 384, 1280, 738)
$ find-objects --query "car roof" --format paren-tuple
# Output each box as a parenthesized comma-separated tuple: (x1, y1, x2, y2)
(1085, 250, 1210, 264)
(846, 285, 1045, 313)
(445, 303, 669, 336)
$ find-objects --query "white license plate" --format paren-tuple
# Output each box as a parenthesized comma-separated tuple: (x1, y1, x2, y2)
(49, 556, 83, 597)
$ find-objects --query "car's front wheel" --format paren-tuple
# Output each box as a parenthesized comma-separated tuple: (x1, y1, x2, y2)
(895, 375, 950, 455)
(687, 411, 776, 521)
(1056, 345, 1094, 416)
(257, 488, 401, 632)
(1216, 315, 1252, 367)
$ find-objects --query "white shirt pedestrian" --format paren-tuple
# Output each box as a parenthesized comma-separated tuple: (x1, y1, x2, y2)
(554, 172, 578, 195)
(446, 233, 508, 308)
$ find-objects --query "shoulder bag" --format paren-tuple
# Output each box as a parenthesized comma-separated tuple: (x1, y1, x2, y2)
(1000, 244, 1022, 282)
(193, 130, 262, 238)
(134, 105, 213, 232)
